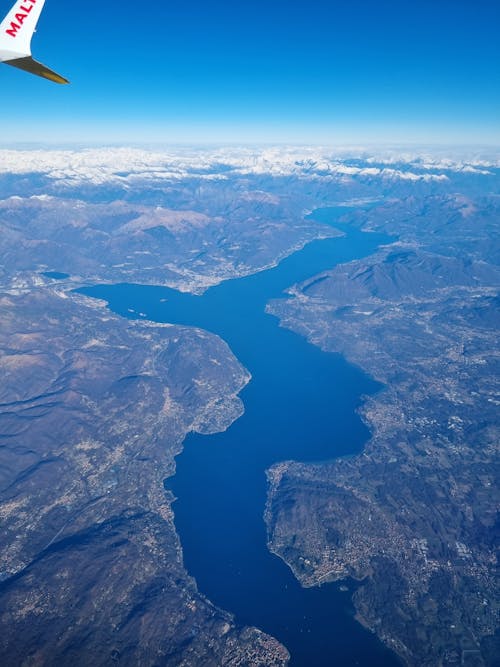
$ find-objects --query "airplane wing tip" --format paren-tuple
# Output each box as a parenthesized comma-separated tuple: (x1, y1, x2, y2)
(0, 0, 69, 84)
(48, 72, 70, 85)
(5, 56, 69, 84)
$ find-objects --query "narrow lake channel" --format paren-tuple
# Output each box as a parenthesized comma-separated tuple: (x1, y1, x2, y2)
(82, 208, 400, 666)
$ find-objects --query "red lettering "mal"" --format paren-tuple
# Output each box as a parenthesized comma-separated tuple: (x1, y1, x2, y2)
(5, 0, 36, 37)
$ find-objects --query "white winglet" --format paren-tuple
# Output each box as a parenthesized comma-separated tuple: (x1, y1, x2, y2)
(0, 0, 45, 58)
(0, 0, 69, 83)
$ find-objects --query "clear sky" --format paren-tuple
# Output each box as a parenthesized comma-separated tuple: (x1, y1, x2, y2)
(0, 0, 499, 145)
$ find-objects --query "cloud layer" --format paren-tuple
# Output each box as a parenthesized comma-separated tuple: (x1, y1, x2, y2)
(0, 146, 498, 187)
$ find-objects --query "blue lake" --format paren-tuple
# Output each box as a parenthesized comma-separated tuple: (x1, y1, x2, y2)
(42, 271, 70, 280)
(80, 208, 401, 666)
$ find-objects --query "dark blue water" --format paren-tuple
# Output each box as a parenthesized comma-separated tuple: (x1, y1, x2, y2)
(80, 209, 400, 666)
(42, 271, 70, 280)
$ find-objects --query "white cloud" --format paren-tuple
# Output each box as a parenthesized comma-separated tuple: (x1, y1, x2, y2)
(0, 145, 497, 186)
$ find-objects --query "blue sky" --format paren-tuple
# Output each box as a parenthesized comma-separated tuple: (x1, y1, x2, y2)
(0, 0, 499, 144)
